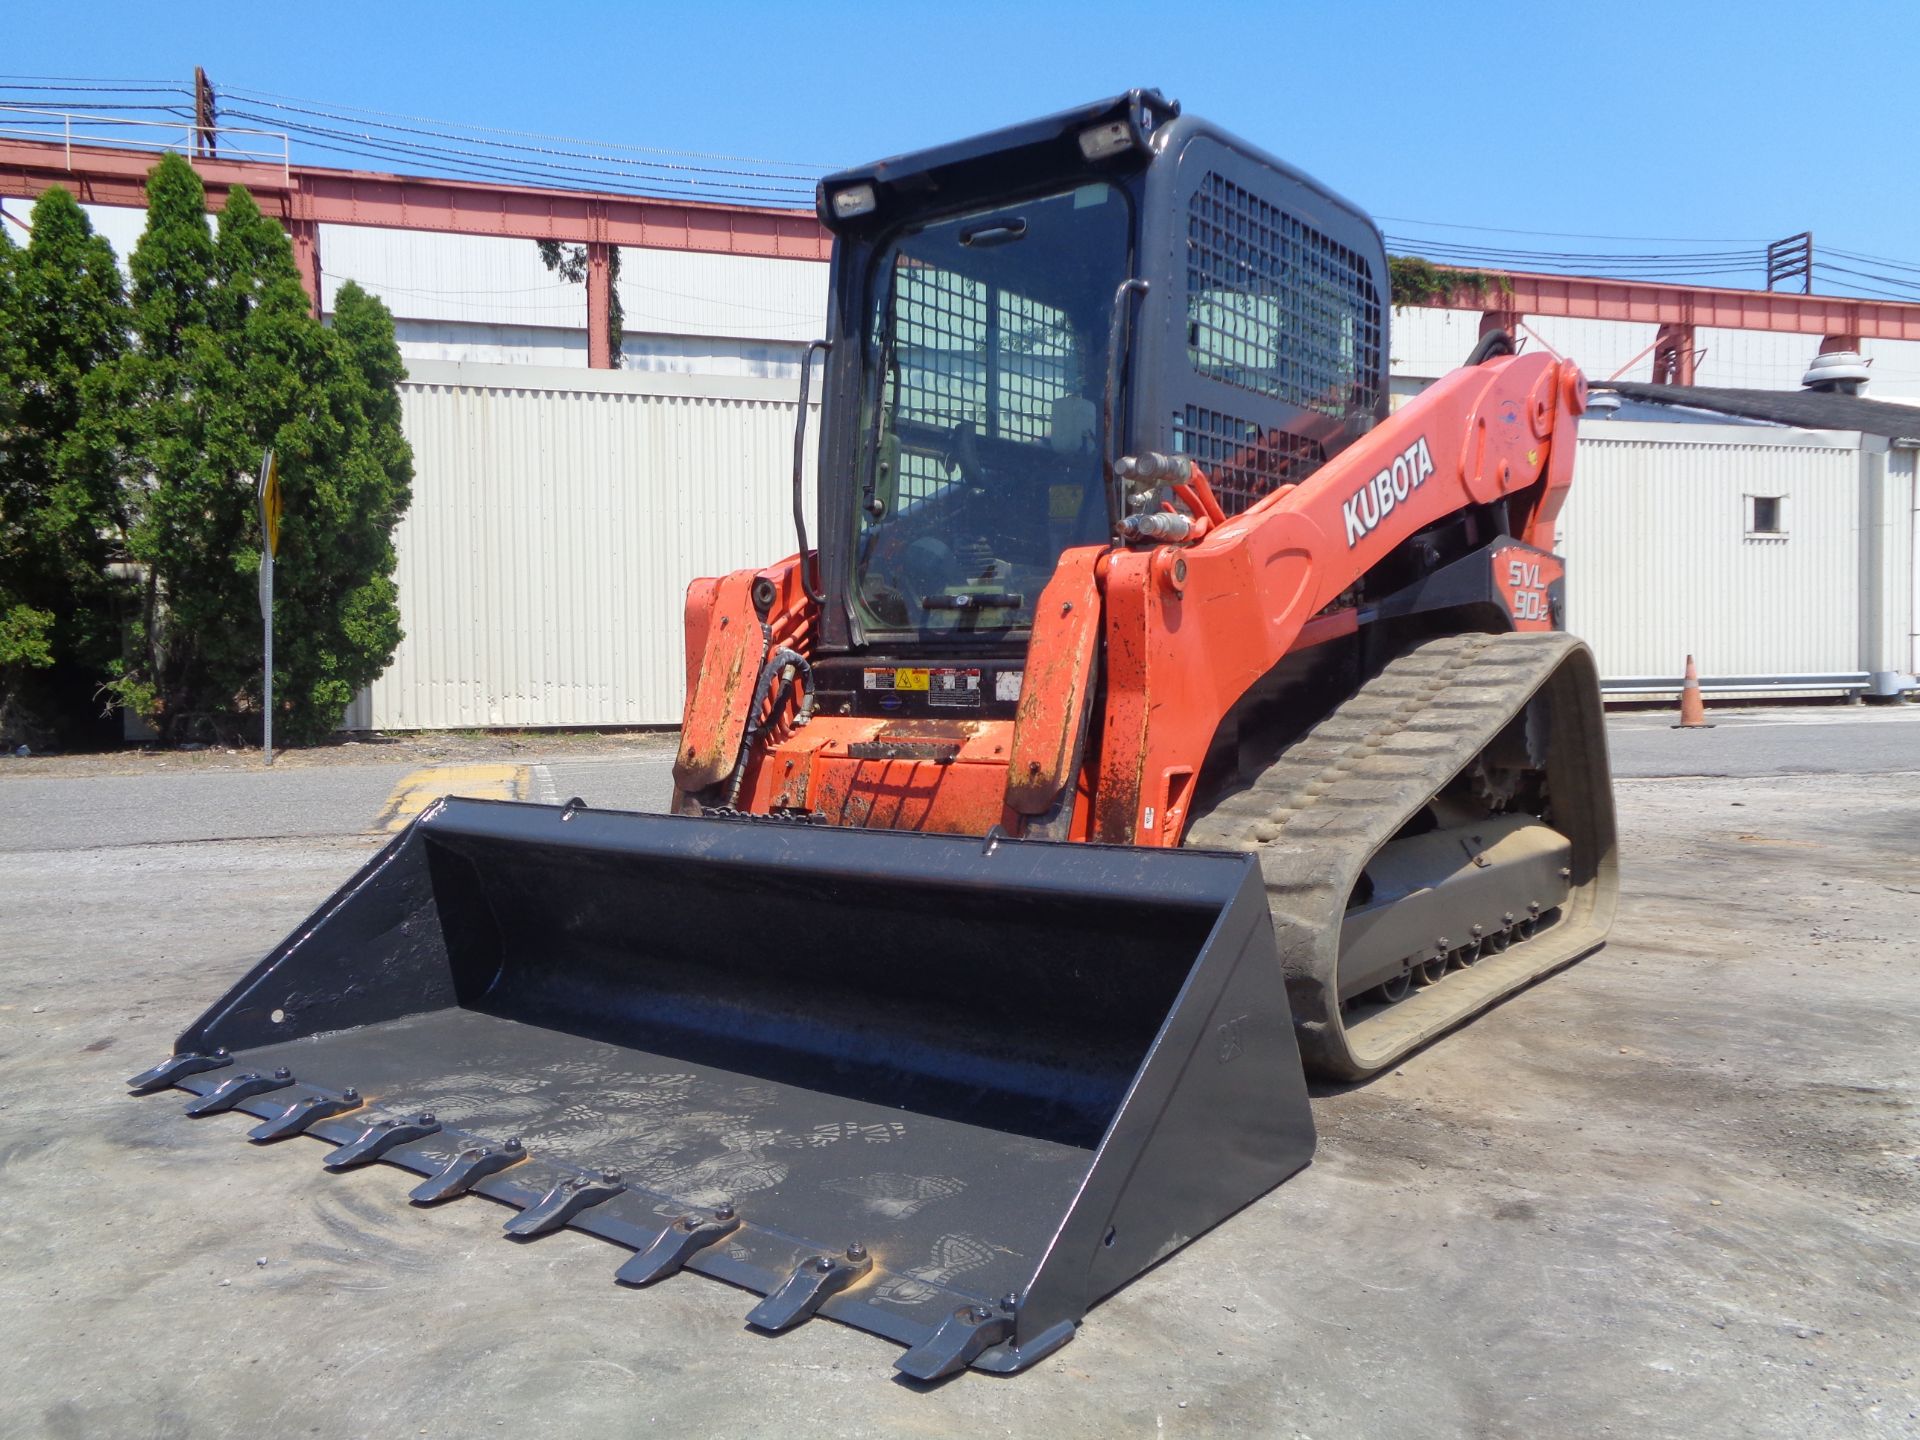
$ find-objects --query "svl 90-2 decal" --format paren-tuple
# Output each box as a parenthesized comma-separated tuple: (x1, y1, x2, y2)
(1506, 557, 1551, 623)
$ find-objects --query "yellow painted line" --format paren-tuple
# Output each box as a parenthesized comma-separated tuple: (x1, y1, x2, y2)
(375, 763, 528, 832)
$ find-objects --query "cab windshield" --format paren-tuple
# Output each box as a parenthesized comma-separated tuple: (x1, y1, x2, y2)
(853, 181, 1131, 634)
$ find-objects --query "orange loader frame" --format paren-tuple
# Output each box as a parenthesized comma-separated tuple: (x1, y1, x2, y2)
(673, 350, 1588, 847)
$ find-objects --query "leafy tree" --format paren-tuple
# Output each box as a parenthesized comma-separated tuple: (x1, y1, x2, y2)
(75, 152, 228, 737)
(0, 188, 130, 746)
(537, 240, 624, 365)
(80, 154, 411, 744)
(269, 280, 412, 742)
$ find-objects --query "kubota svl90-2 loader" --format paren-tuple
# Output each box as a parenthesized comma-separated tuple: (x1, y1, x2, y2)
(131, 90, 1617, 1381)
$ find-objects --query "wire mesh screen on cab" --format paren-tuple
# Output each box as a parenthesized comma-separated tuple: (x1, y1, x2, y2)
(1173, 405, 1328, 517)
(1180, 171, 1381, 515)
(886, 263, 1083, 506)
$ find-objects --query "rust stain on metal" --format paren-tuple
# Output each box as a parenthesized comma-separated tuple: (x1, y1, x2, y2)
(1006, 548, 1102, 815)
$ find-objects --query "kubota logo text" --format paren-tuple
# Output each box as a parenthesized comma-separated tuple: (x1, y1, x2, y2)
(1342, 436, 1436, 547)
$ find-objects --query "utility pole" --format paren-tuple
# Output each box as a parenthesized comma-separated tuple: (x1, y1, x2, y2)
(1765, 232, 1812, 294)
(193, 66, 218, 158)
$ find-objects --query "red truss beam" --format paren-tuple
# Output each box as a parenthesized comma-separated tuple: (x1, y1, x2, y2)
(1435, 270, 1920, 342)
(11, 137, 1920, 355)
(0, 137, 831, 260)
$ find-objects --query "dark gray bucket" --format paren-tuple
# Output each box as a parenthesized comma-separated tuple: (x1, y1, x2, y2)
(130, 799, 1314, 1379)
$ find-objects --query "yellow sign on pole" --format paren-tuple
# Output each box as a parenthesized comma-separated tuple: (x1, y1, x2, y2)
(258, 450, 283, 558)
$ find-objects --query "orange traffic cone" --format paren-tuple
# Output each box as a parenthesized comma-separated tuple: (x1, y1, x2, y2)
(1675, 654, 1712, 729)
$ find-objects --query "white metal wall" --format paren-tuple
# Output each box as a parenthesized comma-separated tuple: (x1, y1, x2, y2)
(67, 205, 1920, 396)
(1390, 303, 1920, 402)
(1558, 423, 1885, 684)
(349, 372, 1913, 730)
(348, 360, 816, 729)
(1878, 447, 1918, 678)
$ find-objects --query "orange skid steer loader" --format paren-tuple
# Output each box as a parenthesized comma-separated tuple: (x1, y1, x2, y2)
(130, 90, 1617, 1381)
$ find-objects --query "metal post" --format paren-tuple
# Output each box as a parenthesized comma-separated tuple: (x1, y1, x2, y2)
(260, 549, 274, 766)
(256, 450, 279, 767)
(1766, 232, 1813, 295)
(287, 216, 322, 319)
(1479, 309, 1521, 341)
(586, 242, 613, 369)
(1651, 323, 1697, 386)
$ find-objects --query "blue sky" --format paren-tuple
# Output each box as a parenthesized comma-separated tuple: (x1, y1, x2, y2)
(9, 0, 1920, 293)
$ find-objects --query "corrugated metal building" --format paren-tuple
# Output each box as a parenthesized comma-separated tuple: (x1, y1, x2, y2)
(343, 361, 818, 729)
(1390, 306, 1920, 406)
(64, 205, 1920, 722)
(80, 205, 830, 378)
(72, 204, 1920, 399)
(344, 362, 1917, 730)
(1562, 423, 1916, 697)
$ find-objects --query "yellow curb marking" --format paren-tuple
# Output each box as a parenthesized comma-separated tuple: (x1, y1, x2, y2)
(375, 763, 528, 832)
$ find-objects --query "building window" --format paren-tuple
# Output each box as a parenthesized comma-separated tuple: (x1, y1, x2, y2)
(1746, 494, 1786, 539)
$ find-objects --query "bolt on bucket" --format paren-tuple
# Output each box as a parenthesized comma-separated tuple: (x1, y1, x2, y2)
(128, 798, 1314, 1378)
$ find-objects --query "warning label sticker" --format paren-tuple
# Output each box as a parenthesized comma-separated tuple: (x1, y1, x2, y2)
(864, 668, 929, 692)
(926, 668, 982, 709)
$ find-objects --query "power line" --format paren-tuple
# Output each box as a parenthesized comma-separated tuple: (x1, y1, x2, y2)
(13, 71, 1920, 304)
(1825, 246, 1920, 278)
(1377, 215, 1769, 244)
(219, 82, 837, 172)
(218, 106, 813, 202)
(1815, 261, 1920, 295)
(0, 78, 192, 93)
(223, 94, 822, 187)
(1, 74, 825, 204)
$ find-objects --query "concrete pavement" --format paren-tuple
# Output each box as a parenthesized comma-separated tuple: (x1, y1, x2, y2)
(0, 707, 1914, 1438)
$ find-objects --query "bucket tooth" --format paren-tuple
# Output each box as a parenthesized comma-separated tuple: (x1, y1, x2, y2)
(894, 1303, 1017, 1382)
(503, 1172, 624, 1238)
(747, 1246, 874, 1333)
(183, 1068, 294, 1117)
(323, 1113, 442, 1170)
(249, 1089, 363, 1142)
(409, 1138, 527, 1204)
(614, 1206, 740, 1286)
(128, 1050, 231, 1095)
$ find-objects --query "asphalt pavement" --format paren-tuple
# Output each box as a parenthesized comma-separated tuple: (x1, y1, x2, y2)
(2, 704, 1909, 854)
(1607, 702, 1920, 778)
(1, 704, 1914, 1438)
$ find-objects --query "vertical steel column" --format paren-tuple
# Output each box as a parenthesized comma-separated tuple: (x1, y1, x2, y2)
(1480, 309, 1521, 341)
(587, 242, 613, 369)
(287, 217, 322, 320)
(1651, 323, 1697, 386)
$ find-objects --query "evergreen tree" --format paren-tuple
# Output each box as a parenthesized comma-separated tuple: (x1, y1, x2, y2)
(0, 188, 130, 746)
(0, 221, 46, 736)
(275, 280, 411, 742)
(80, 156, 411, 744)
(78, 153, 229, 737)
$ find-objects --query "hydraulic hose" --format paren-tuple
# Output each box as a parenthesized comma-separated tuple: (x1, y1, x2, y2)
(724, 646, 816, 809)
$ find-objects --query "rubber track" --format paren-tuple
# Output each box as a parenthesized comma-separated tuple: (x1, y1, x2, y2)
(1184, 631, 1619, 1080)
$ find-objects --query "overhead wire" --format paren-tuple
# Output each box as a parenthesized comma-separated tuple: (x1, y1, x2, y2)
(220, 94, 821, 189)
(219, 81, 838, 171)
(1824, 247, 1920, 278)
(1, 76, 824, 205)
(216, 105, 813, 203)
(12, 74, 1920, 305)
